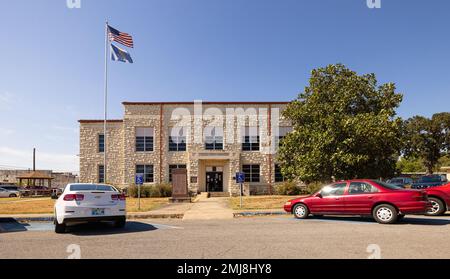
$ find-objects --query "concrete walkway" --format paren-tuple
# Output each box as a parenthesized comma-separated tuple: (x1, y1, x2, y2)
(183, 197, 233, 220)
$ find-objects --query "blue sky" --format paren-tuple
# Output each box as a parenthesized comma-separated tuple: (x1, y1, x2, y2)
(0, 0, 449, 172)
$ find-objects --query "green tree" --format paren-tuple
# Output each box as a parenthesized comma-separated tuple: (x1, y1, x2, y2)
(403, 113, 450, 174)
(278, 64, 403, 183)
(396, 157, 426, 173)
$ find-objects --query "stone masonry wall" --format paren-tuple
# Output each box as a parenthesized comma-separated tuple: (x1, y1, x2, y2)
(79, 102, 290, 194)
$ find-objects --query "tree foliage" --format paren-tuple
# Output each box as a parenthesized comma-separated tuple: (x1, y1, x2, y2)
(402, 113, 450, 174)
(278, 64, 403, 183)
(396, 157, 426, 173)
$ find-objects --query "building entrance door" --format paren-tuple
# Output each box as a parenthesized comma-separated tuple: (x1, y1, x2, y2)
(206, 172, 224, 192)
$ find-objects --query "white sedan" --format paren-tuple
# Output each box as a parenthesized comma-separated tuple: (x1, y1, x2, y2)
(54, 183, 126, 233)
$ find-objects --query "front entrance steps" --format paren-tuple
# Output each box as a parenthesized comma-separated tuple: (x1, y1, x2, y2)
(207, 192, 230, 198)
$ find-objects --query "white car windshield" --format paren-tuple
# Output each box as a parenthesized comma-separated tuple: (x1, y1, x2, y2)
(69, 184, 116, 192)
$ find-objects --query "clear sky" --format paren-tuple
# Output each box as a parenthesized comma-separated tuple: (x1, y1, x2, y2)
(0, 0, 449, 172)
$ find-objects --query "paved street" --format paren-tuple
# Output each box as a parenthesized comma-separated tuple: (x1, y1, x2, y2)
(1, 215, 450, 259)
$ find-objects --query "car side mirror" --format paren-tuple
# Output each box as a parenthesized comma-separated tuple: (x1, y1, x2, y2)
(316, 193, 322, 198)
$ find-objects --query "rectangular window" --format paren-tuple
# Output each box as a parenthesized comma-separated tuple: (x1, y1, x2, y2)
(205, 127, 224, 150)
(98, 134, 105, 153)
(242, 165, 260, 183)
(169, 164, 187, 182)
(136, 128, 154, 152)
(348, 182, 379, 195)
(169, 127, 187, 152)
(98, 165, 105, 183)
(242, 127, 260, 151)
(136, 165, 154, 183)
(276, 127, 293, 148)
(275, 164, 285, 182)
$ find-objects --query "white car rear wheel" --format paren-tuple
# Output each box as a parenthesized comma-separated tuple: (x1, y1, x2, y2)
(55, 222, 66, 234)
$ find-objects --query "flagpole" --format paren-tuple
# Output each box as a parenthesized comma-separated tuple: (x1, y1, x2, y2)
(104, 20, 109, 183)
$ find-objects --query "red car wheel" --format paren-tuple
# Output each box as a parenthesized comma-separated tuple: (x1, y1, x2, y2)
(373, 204, 398, 224)
(293, 204, 309, 219)
(427, 197, 446, 216)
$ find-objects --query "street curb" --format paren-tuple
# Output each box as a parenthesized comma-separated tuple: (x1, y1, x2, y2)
(127, 213, 184, 219)
(0, 213, 184, 223)
(0, 217, 54, 223)
(233, 211, 289, 218)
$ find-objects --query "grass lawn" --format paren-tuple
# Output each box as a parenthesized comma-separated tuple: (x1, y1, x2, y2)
(229, 195, 305, 211)
(0, 197, 169, 215)
(126, 198, 169, 212)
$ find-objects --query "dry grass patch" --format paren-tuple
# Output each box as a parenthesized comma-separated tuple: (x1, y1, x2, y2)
(0, 198, 55, 214)
(0, 198, 169, 215)
(126, 198, 169, 212)
(229, 195, 304, 210)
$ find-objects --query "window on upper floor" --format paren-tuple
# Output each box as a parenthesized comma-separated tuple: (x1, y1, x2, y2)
(98, 134, 105, 153)
(242, 126, 260, 151)
(136, 128, 154, 152)
(204, 126, 224, 150)
(276, 126, 293, 148)
(169, 127, 187, 152)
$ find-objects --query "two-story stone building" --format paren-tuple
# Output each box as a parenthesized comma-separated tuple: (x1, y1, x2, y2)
(79, 101, 292, 196)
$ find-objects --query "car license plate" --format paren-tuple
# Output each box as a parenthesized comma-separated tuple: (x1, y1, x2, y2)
(92, 208, 105, 216)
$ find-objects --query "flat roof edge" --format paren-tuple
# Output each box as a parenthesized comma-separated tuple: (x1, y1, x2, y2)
(122, 101, 290, 106)
(78, 120, 123, 124)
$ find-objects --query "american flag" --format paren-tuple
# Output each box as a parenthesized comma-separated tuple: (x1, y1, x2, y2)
(107, 25, 134, 48)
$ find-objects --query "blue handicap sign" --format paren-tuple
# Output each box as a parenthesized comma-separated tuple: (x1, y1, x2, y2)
(236, 172, 245, 184)
(135, 174, 144, 185)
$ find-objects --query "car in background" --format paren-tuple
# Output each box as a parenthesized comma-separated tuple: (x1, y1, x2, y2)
(0, 185, 21, 192)
(387, 177, 413, 188)
(423, 183, 450, 216)
(411, 175, 448, 189)
(284, 179, 431, 224)
(54, 183, 126, 233)
(0, 187, 20, 198)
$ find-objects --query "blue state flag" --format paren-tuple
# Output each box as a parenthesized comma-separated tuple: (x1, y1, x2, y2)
(110, 43, 134, 64)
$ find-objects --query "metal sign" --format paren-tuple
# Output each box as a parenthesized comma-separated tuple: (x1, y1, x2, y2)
(135, 174, 144, 185)
(236, 172, 246, 209)
(236, 172, 245, 184)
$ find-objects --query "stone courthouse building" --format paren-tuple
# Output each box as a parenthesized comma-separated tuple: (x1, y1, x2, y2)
(79, 101, 292, 196)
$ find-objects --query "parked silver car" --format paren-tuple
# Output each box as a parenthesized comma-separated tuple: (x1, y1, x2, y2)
(0, 187, 20, 198)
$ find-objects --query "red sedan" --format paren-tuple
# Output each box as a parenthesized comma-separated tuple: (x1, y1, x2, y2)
(284, 179, 431, 224)
(424, 183, 450, 216)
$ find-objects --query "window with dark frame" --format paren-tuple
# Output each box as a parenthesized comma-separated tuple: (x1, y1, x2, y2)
(169, 164, 187, 182)
(98, 165, 105, 183)
(277, 127, 293, 147)
(135, 128, 154, 152)
(135, 165, 154, 183)
(169, 127, 187, 152)
(242, 165, 260, 183)
(242, 127, 260, 151)
(98, 134, 105, 153)
(205, 127, 223, 150)
(274, 164, 285, 182)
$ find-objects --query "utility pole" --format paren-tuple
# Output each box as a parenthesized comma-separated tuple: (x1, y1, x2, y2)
(33, 148, 36, 172)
